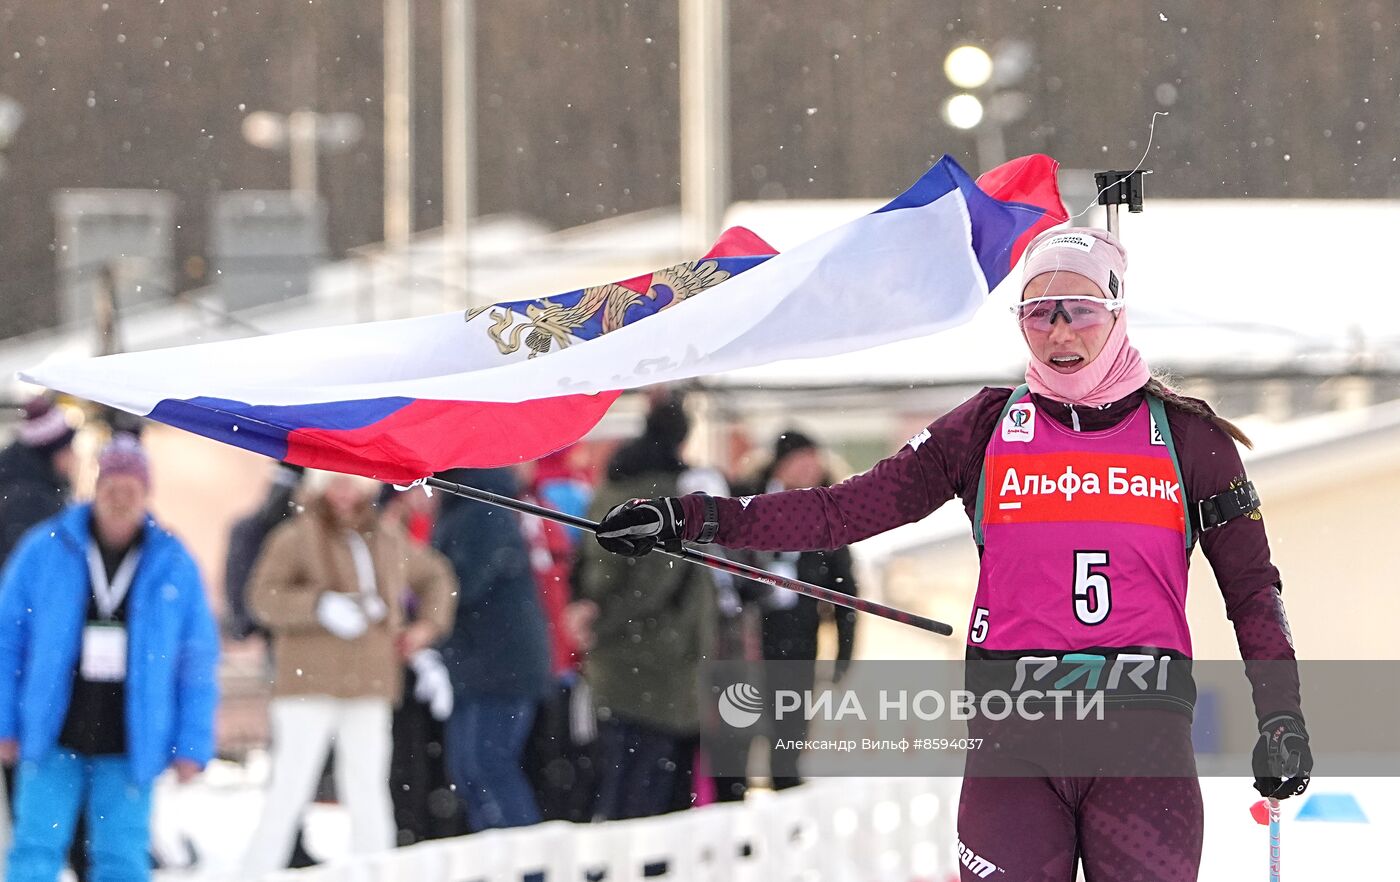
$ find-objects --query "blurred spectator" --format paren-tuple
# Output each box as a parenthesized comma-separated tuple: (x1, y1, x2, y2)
(432, 467, 551, 832)
(518, 449, 600, 822)
(575, 391, 716, 820)
(521, 448, 593, 676)
(222, 461, 326, 869)
(0, 399, 78, 875)
(673, 466, 765, 806)
(240, 472, 455, 874)
(223, 462, 304, 642)
(741, 430, 859, 789)
(0, 397, 76, 564)
(0, 433, 219, 882)
(378, 486, 466, 845)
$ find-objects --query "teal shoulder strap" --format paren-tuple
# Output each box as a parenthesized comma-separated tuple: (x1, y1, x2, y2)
(1146, 393, 1195, 551)
(972, 384, 1030, 546)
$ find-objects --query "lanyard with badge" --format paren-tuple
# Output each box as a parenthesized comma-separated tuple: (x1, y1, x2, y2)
(82, 541, 139, 683)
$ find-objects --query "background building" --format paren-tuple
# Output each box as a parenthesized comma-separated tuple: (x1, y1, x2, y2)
(3, 2, 1400, 335)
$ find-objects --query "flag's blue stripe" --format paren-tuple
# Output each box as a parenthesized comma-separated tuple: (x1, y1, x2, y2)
(872, 156, 961, 214)
(954, 166, 1048, 289)
(877, 155, 1048, 291)
(149, 396, 412, 460)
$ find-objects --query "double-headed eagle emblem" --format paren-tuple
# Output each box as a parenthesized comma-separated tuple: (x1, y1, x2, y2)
(465, 259, 731, 359)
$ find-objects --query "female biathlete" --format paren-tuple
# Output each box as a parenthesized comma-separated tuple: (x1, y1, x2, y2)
(593, 227, 1312, 881)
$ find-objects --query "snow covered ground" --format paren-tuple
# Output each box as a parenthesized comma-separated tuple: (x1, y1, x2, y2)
(141, 761, 1387, 881)
(1196, 777, 1386, 881)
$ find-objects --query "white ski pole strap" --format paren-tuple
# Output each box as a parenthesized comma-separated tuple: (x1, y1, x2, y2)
(86, 541, 141, 620)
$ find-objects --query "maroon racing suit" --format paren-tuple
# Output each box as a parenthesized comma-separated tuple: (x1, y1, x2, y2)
(678, 387, 1301, 882)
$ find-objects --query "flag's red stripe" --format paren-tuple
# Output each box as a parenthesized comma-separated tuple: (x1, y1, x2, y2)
(284, 391, 621, 482)
(704, 226, 776, 258)
(976, 154, 1069, 267)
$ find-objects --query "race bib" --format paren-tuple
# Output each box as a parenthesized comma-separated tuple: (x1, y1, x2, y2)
(81, 623, 127, 683)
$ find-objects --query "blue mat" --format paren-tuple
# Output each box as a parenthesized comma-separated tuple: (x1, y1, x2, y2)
(1296, 793, 1368, 823)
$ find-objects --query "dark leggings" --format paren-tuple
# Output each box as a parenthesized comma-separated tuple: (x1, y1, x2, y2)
(955, 710, 1203, 881)
(956, 774, 1202, 881)
(593, 717, 697, 821)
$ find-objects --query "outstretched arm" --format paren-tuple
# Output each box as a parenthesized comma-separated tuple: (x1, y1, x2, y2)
(672, 389, 1012, 552)
(679, 443, 943, 550)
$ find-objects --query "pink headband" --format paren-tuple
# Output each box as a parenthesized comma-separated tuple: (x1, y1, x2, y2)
(1021, 227, 1126, 300)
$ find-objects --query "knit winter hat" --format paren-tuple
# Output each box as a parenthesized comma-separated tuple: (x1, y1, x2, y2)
(97, 433, 150, 487)
(772, 429, 818, 464)
(643, 392, 690, 453)
(17, 397, 76, 454)
(1020, 227, 1127, 300)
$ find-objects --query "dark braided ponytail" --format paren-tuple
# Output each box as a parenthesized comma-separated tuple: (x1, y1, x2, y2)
(1143, 373, 1253, 449)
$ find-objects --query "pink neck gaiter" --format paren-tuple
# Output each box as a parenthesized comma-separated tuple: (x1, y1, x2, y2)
(1024, 311, 1151, 407)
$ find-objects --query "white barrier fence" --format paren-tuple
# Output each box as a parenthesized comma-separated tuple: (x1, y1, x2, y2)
(260, 777, 961, 882)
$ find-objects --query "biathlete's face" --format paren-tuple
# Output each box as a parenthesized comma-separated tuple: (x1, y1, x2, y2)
(1018, 271, 1118, 374)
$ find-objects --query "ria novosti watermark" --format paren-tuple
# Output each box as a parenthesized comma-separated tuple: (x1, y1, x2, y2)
(702, 659, 1400, 778)
(724, 683, 1110, 727)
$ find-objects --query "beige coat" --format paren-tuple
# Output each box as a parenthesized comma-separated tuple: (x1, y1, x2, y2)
(249, 496, 457, 702)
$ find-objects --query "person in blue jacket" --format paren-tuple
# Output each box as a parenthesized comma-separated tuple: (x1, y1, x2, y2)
(432, 467, 551, 831)
(0, 433, 220, 882)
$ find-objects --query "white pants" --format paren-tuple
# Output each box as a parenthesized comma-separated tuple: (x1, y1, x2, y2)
(241, 696, 395, 876)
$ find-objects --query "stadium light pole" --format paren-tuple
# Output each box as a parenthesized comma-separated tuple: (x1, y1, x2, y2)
(378, 0, 415, 320)
(383, 0, 414, 257)
(680, 0, 729, 254)
(941, 41, 1032, 174)
(241, 110, 363, 200)
(442, 0, 475, 310)
(0, 94, 24, 184)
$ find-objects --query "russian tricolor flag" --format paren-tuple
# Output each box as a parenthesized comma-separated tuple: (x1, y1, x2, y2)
(22, 154, 1065, 481)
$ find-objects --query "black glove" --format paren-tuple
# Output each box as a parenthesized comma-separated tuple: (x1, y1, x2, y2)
(595, 497, 685, 557)
(1252, 712, 1313, 799)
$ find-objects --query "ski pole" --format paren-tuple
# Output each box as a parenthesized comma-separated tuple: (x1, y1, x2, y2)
(1269, 799, 1281, 882)
(420, 475, 955, 636)
(1249, 797, 1281, 882)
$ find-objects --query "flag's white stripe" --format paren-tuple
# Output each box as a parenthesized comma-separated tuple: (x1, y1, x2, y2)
(22, 189, 979, 411)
